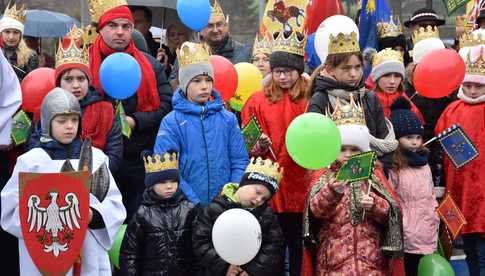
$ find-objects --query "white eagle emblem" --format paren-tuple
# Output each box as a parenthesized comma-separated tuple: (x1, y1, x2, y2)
(27, 191, 81, 257)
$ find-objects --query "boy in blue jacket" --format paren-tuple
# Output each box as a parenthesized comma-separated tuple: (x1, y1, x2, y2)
(154, 42, 248, 205)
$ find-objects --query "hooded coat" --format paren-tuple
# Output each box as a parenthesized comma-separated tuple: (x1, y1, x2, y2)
(154, 90, 248, 204)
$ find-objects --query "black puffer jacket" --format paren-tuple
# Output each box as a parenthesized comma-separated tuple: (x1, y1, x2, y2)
(308, 76, 389, 139)
(120, 188, 198, 276)
(192, 194, 285, 276)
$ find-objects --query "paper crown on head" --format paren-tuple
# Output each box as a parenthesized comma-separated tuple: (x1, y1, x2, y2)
(3, 2, 26, 24)
(82, 25, 98, 45)
(211, 0, 226, 20)
(272, 31, 306, 56)
(459, 32, 485, 49)
(412, 25, 440, 44)
(328, 32, 360, 55)
(372, 48, 403, 67)
(377, 15, 403, 39)
(253, 34, 272, 56)
(56, 25, 89, 68)
(330, 94, 366, 126)
(88, 0, 127, 23)
(244, 157, 283, 184)
(143, 152, 179, 173)
(466, 46, 485, 76)
(177, 41, 211, 67)
(456, 15, 474, 33)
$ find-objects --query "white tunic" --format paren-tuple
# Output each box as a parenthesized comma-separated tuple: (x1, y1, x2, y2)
(0, 50, 21, 145)
(1, 147, 126, 275)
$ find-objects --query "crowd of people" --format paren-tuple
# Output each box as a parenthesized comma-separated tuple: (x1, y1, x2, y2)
(0, 0, 484, 275)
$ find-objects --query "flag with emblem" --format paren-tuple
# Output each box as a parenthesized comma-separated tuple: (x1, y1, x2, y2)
(242, 116, 263, 152)
(438, 124, 478, 168)
(358, 0, 392, 49)
(336, 151, 377, 182)
(115, 102, 132, 139)
(437, 193, 467, 240)
(442, 0, 471, 15)
(11, 110, 32, 146)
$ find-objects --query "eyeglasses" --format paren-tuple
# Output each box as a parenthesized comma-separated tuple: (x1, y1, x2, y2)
(272, 68, 294, 77)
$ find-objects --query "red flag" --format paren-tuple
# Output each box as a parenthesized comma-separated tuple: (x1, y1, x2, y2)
(437, 193, 467, 240)
(304, 0, 345, 34)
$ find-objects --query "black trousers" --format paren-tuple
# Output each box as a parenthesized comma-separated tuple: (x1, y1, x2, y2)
(404, 253, 424, 276)
(277, 212, 303, 276)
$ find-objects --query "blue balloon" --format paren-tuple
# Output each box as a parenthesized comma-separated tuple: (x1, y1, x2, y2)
(99, 53, 142, 100)
(177, 0, 211, 32)
(305, 33, 321, 70)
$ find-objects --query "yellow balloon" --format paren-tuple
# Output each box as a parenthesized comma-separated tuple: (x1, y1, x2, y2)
(230, 62, 263, 111)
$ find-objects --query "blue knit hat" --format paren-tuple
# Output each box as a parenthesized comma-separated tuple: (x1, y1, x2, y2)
(142, 150, 179, 188)
(390, 97, 424, 138)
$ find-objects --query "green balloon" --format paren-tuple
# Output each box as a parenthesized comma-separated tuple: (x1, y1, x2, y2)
(286, 112, 341, 170)
(108, 224, 127, 269)
(418, 253, 455, 276)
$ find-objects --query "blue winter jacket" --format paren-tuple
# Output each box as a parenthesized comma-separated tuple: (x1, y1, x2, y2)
(154, 89, 248, 204)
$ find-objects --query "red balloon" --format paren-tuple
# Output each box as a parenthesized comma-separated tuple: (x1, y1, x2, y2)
(210, 55, 238, 101)
(21, 67, 56, 113)
(413, 49, 465, 99)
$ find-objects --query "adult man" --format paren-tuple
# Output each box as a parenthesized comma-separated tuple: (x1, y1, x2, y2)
(130, 5, 158, 57)
(88, 0, 172, 221)
(201, 0, 251, 64)
(0, 3, 38, 80)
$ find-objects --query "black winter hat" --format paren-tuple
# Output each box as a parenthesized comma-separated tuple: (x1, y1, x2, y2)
(270, 51, 305, 74)
(239, 171, 279, 196)
(403, 8, 445, 28)
(390, 97, 424, 139)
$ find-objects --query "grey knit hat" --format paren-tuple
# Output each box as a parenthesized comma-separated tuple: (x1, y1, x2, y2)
(370, 60, 405, 82)
(179, 62, 214, 94)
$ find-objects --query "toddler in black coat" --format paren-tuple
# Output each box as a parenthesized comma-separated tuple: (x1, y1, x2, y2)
(120, 150, 198, 275)
(192, 157, 285, 276)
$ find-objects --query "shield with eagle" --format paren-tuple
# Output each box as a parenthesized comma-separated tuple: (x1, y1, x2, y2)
(19, 171, 90, 275)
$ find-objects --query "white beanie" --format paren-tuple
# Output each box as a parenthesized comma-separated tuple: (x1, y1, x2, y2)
(0, 16, 24, 33)
(338, 124, 371, 152)
(412, 37, 445, 64)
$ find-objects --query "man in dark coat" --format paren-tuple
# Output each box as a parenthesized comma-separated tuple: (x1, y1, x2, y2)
(200, 0, 251, 64)
(130, 5, 159, 58)
(88, 3, 172, 221)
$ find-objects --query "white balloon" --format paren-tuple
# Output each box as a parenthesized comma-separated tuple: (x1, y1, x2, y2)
(212, 208, 262, 265)
(314, 15, 359, 63)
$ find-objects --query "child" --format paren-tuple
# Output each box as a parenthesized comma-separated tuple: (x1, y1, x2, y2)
(0, 88, 126, 275)
(435, 44, 485, 275)
(308, 31, 397, 174)
(303, 96, 403, 275)
(370, 48, 423, 122)
(154, 41, 248, 205)
(120, 150, 198, 275)
(388, 97, 439, 276)
(192, 157, 285, 276)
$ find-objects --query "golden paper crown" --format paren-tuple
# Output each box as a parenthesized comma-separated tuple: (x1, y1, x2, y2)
(466, 46, 485, 76)
(459, 32, 485, 49)
(456, 15, 474, 33)
(372, 48, 403, 67)
(3, 2, 26, 24)
(143, 152, 179, 173)
(328, 32, 360, 55)
(272, 31, 306, 56)
(377, 15, 403, 39)
(177, 42, 211, 67)
(56, 25, 89, 68)
(253, 34, 272, 56)
(88, 0, 127, 23)
(412, 25, 440, 44)
(245, 157, 283, 184)
(331, 94, 366, 126)
(82, 25, 98, 45)
(211, 0, 226, 19)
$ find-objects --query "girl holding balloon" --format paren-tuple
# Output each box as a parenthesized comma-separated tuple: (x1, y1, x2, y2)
(241, 30, 309, 276)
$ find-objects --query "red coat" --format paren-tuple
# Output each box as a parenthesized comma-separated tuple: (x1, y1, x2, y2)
(435, 100, 485, 234)
(241, 91, 310, 213)
(374, 90, 424, 123)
